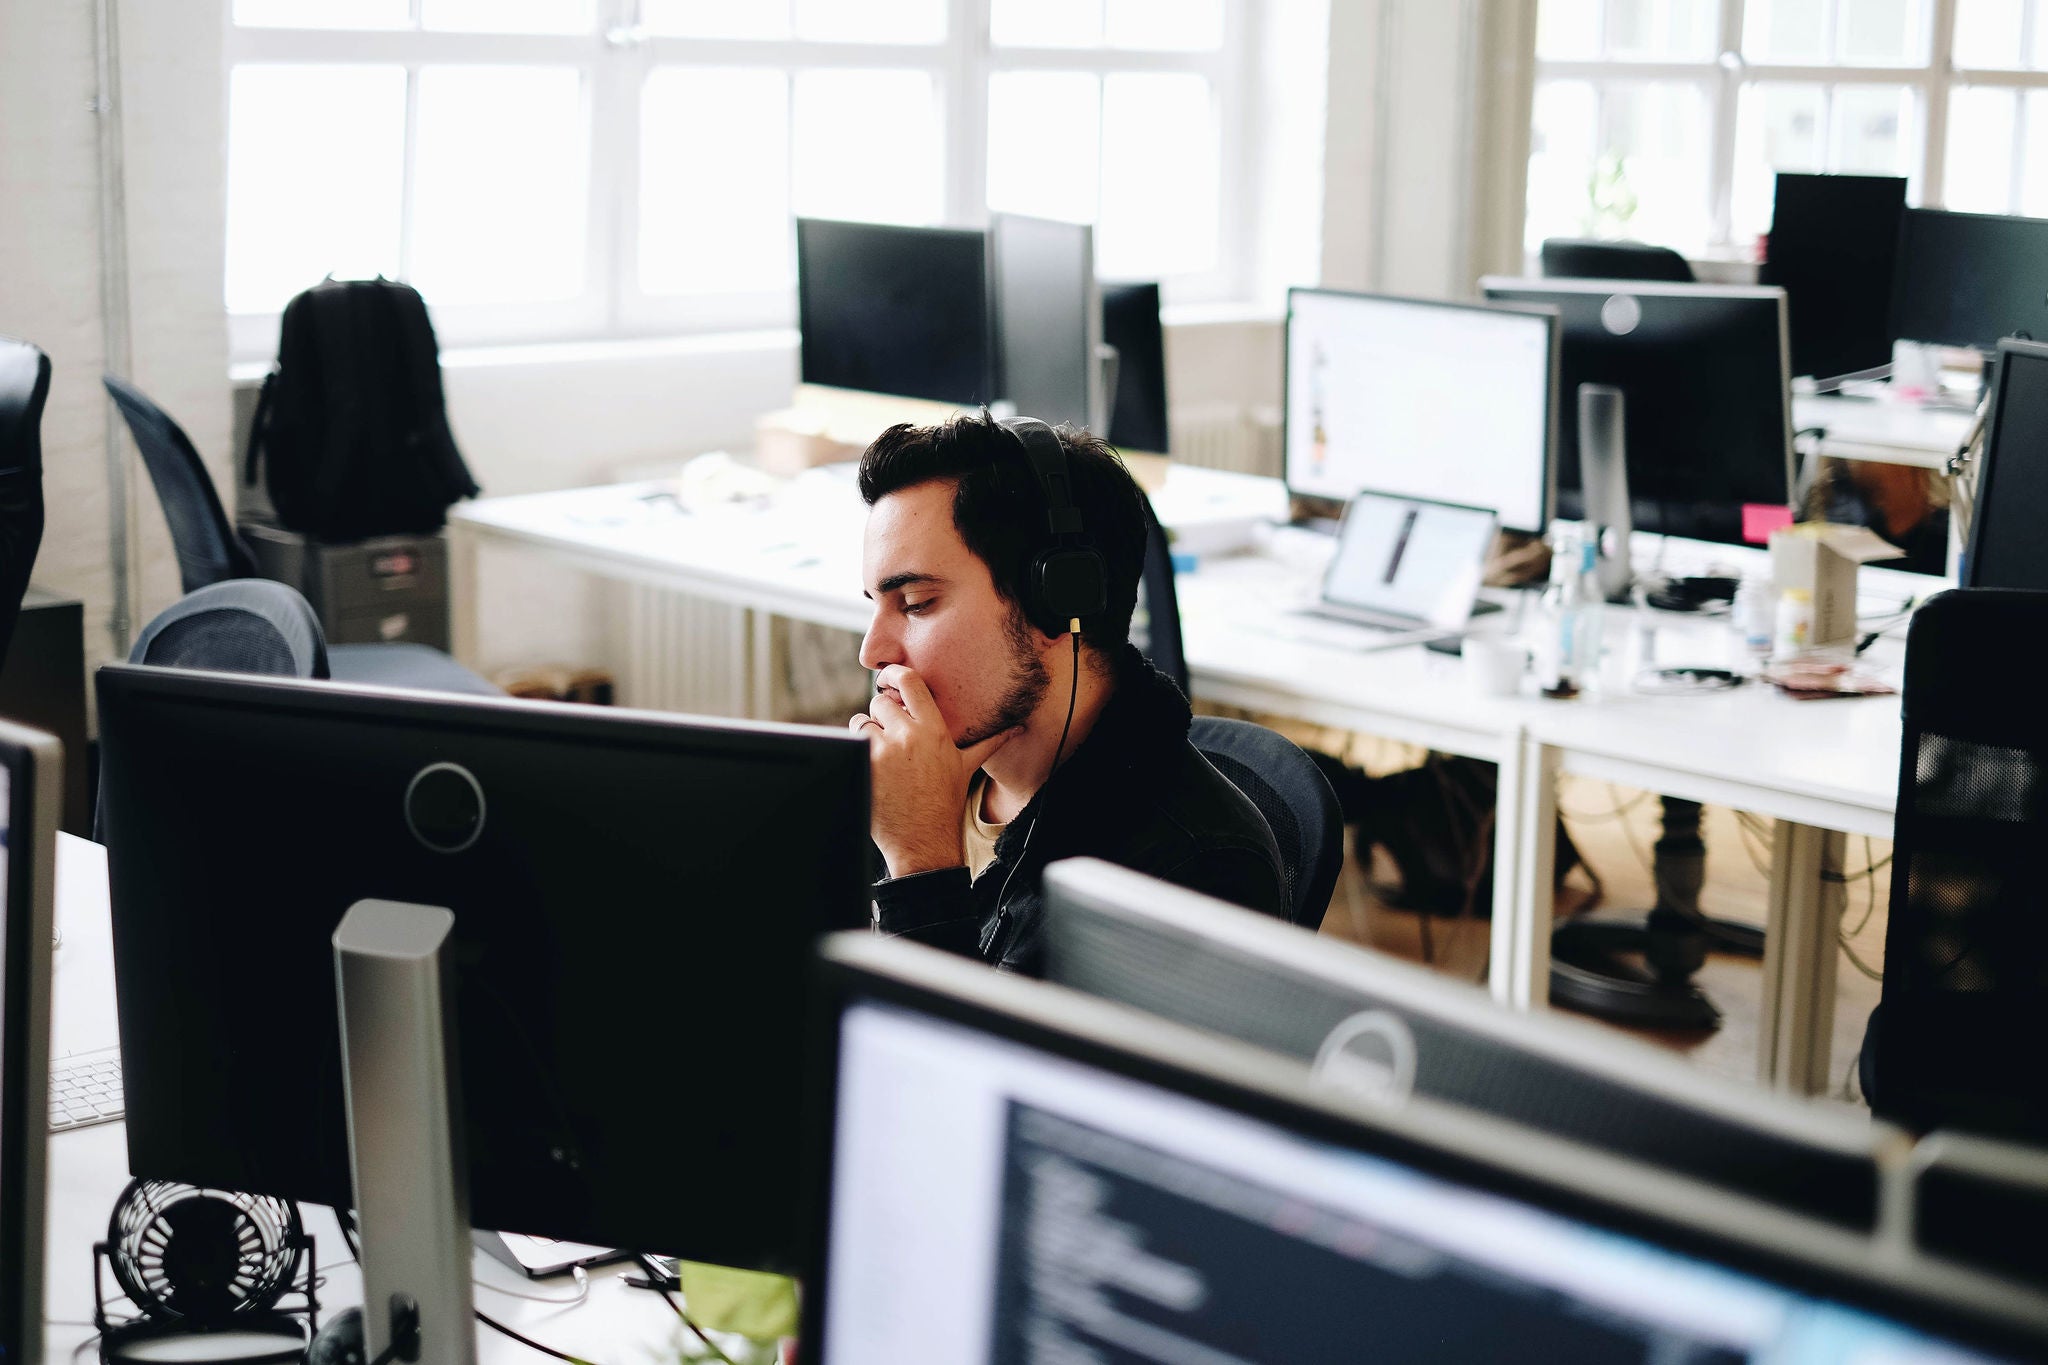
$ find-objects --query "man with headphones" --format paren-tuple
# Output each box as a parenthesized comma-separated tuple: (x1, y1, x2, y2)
(850, 410, 1284, 973)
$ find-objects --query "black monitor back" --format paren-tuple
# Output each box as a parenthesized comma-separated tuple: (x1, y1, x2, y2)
(1762, 172, 1907, 380)
(1893, 208, 2048, 353)
(1101, 282, 1168, 454)
(0, 720, 59, 1365)
(992, 214, 1095, 431)
(1965, 338, 2048, 589)
(1042, 858, 1892, 1233)
(95, 664, 870, 1272)
(796, 217, 993, 406)
(1482, 278, 1791, 545)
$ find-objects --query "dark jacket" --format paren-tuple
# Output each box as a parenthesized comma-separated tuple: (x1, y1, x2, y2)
(872, 644, 1286, 974)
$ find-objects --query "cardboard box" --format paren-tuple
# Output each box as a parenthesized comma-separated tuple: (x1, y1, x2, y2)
(1768, 523, 1900, 648)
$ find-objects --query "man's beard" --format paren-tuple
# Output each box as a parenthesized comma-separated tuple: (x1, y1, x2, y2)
(956, 608, 1051, 749)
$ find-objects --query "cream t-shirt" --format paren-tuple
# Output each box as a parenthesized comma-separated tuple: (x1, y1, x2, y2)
(961, 772, 1010, 880)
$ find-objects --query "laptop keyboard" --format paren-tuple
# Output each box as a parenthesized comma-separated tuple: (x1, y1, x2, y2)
(49, 1047, 124, 1132)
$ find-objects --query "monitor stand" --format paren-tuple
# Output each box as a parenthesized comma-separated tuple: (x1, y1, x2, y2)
(333, 900, 477, 1365)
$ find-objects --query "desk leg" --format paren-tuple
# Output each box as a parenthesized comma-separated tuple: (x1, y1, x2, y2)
(449, 523, 480, 668)
(1491, 729, 1557, 1011)
(747, 608, 776, 720)
(1759, 819, 1847, 1094)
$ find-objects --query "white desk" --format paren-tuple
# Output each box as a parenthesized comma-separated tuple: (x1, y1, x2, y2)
(39, 834, 713, 1365)
(450, 474, 1934, 1095)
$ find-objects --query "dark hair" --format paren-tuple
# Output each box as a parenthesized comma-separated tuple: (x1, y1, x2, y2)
(857, 410, 1148, 661)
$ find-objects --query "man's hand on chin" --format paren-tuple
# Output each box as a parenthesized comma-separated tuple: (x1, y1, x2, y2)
(850, 664, 1020, 879)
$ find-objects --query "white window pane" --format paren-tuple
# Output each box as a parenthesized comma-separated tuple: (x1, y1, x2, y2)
(642, 68, 791, 295)
(1526, 79, 1598, 250)
(1832, 84, 1913, 174)
(1603, 0, 1716, 59)
(1946, 87, 2019, 213)
(987, 73, 1101, 223)
(1105, 0, 1223, 50)
(645, 0, 790, 38)
(225, 65, 405, 313)
(1537, 0, 1601, 60)
(1595, 83, 1713, 252)
(1953, 0, 2023, 68)
(1732, 84, 1824, 244)
(1745, 0, 1828, 62)
(234, 0, 408, 28)
(410, 67, 588, 306)
(422, 0, 594, 33)
(2024, 91, 2048, 216)
(1099, 73, 1217, 278)
(793, 71, 942, 224)
(793, 0, 943, 43)
(991, 0, 1100, 47)
(1837, 0, 1922, 63)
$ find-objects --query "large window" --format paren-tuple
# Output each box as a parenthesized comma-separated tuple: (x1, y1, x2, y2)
(225, 0, 1245, 358)
(1528, 0, 2048, 257)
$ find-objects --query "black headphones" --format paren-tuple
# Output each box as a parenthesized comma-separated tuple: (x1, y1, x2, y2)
(1000, 416, 1107, 638)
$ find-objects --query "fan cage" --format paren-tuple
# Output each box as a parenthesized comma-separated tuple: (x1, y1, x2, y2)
(92, 1179, 320, 1341)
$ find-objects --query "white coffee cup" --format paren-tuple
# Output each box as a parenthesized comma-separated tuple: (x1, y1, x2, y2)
(1465, 636, 1529, 697)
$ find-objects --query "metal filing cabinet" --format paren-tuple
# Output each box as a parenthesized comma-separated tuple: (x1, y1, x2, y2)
(241, 523, 453, 649)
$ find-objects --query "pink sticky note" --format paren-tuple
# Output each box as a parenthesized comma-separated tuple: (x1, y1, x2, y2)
(1743, 504, 1795, 545)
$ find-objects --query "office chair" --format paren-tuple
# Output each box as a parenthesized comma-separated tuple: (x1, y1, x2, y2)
(1861, 589, 2048, 1140)
(0, 338, 50, 673)
(102, 375, 260, 594)
(130, 578, 329, 678)
(1539, 238, 1697, 284)
(1189, 716, 1342, 930)
(103, 376, 496, 696)
(1133, 491, 1186, 693)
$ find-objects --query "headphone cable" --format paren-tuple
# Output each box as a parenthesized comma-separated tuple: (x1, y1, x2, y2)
(984, 626, 1082, 960)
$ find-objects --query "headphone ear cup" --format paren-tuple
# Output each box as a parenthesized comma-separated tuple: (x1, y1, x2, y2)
(306, 1308, 367, 1365)
(1031, 546, 1109, 636)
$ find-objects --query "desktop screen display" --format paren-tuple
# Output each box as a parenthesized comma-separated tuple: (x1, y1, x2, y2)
(1762, 172, 1907, 381)
(797, 218, 994, 406)
(1101, 282, 1168, 454)
(1481, 278, 1793, 547)
(809, 944, 2034, 1363)
(992, 214, 1098, 432)
(1964, 338, 2048, 590)
(96, 665, 870, 1272)
(1283, 288, 1555, 535)
(1322, 495, 1497, 629)
(1892, 209, 2048, 354)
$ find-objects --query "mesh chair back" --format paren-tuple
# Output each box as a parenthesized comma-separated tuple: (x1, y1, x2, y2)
(0, 337, 49, 671)
(103, 375, 257, 593)
(1872, 588, 2048, 1138)
(129, 580, 329, 680)
(1132, 491, 1186, 694)
(1188, 716, 1342, 929)
(1539, 238, 1697, 283)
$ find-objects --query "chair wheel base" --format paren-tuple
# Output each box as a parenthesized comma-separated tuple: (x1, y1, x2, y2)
(1548, 957, 1722, 1032)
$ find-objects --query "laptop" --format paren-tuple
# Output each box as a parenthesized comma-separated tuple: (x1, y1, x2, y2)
(1283, 491, 1497, 647)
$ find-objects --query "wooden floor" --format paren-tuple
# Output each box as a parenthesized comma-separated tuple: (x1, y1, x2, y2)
(1268, 725, 1889, 1108)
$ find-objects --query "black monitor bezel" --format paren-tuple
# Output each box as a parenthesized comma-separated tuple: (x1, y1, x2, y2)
(795, 216, 996, 407)
(0, 719, 59, 1365)
(797, 933, 2048, 1362)
(1281, 285, 1560, 537)
(1963, 337, 2048, 589)
(1890, 207, 2048, 354)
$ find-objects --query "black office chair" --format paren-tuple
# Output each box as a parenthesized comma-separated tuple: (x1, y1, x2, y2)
(0, 337, 50, 673)
(1860, 589, 2048, 1139)
(1539, 238, 1697, 284)
(1189, 716, 1342, 930)
(129, 578, 329, 678)
(102, 374, 260, 594)
(1132, 491, 1186, 693)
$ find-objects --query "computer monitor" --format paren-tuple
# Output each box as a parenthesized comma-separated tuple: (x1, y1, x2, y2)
(992, 214, 1100, 432)
(1892, 208, 2048, 354)
(1283, 288, 1556, 535)
(0, 720, 57, 1365)
(1041, 858, 1893, 1231)
(1481, 277, 1794, 546)
(95, 664, 869, 1272)
(796, 217, 994, 406)
(1909, 1130, 2048, 1294)
(1964, 338, 2048, 589)
(1762, 172, 1907, 381)
(1100, 282, 1169, 455)
(803, 932, 2048, 1361)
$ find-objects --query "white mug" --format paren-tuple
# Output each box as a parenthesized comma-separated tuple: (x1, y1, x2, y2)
(1465, 636, 1529, 697)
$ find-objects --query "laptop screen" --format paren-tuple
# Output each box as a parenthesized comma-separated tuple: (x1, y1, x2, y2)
(1321, 494, 1497, 629)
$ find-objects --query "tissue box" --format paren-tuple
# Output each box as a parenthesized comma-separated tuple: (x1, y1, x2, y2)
(1768, 523, 1900, 648)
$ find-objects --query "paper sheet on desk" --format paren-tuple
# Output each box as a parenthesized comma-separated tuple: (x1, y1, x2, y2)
(677, 1261, 798, 1340)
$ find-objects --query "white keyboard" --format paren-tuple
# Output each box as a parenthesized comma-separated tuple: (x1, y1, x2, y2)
(49, 1047, 124, 1132)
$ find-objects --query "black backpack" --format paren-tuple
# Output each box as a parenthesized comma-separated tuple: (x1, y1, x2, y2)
(247, 278, 480, 542)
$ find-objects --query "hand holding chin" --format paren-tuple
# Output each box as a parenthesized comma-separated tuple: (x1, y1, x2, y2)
(850, 664, 1020, 878)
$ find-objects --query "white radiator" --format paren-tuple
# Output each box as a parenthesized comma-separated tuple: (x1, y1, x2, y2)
(1171, 402, 1283, 478)
(619, 583, 871, 723)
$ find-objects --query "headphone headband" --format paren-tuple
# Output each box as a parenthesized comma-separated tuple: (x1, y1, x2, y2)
(997, 415, 1107, 636)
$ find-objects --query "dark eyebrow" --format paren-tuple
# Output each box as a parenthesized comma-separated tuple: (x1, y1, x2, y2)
(876, 572, 942, 596)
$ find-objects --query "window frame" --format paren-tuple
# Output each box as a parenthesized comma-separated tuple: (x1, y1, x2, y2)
(1530, 0, 2048, 255)
(224, 0, 1252, 363)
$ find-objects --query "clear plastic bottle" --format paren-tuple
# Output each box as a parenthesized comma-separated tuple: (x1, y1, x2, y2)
(1731, 571, 1775, 669)
(1540, 527, 1602, 699)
